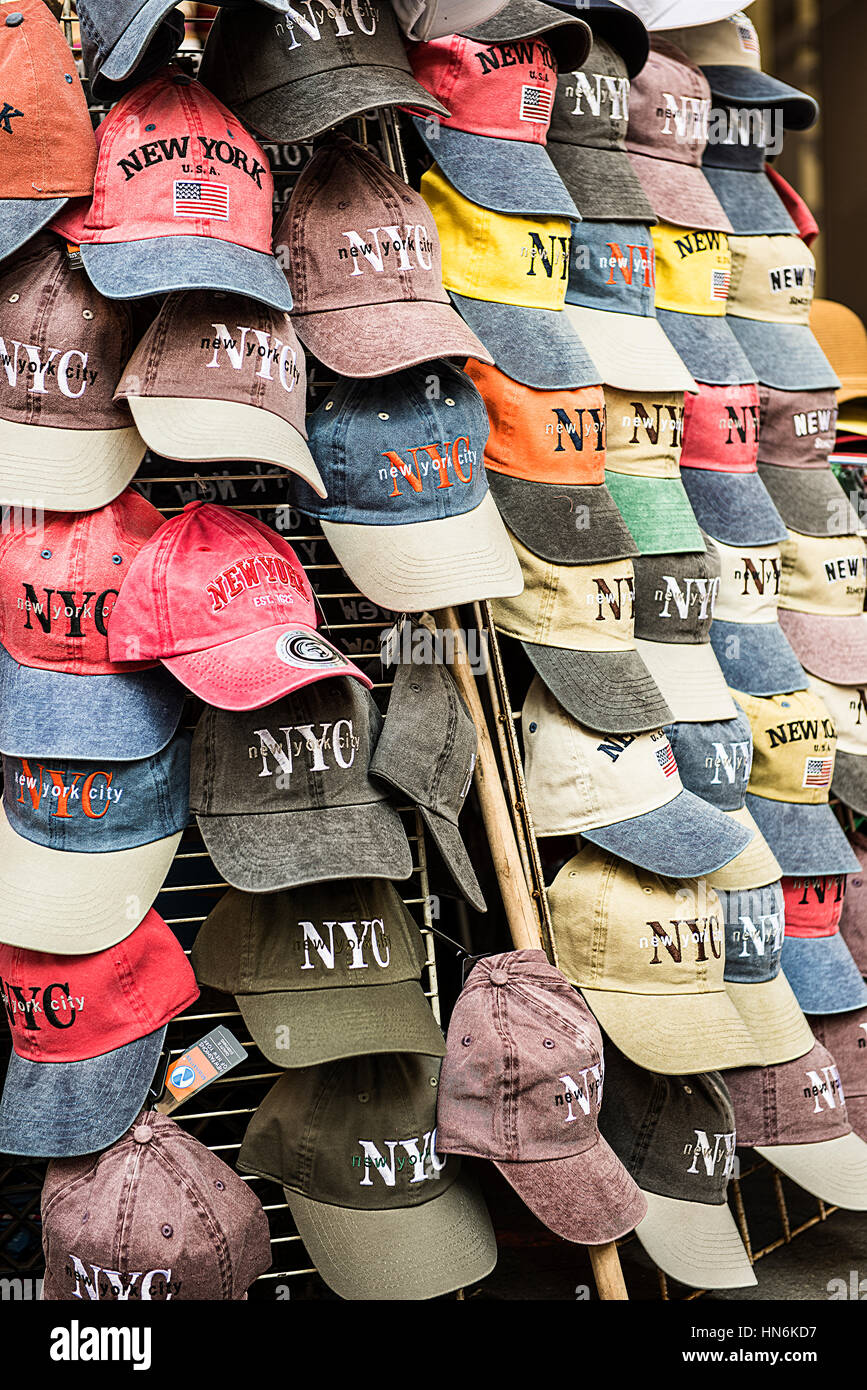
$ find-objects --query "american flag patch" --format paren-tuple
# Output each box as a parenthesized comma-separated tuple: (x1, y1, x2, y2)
(173, 180, 229, 220)
(656, 742, 678, 778)
(735, 18, 760, 54)
(711, 268, 731, 301)
(803, 757, 833, 788)
(519, 85, 553, 123)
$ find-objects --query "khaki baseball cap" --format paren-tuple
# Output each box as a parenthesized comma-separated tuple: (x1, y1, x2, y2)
(705, 535, 808, 697)
(777, 530, 867, 683)
(547, 841, 764, 1074)
(808, 676, 867, 818)
(727, 234, 840, 391)
(604, 388, 685, 478)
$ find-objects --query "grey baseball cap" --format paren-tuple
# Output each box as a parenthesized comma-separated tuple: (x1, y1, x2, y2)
(757, 464, 862, 539)
(461, 0, 598, 72)
(371, 643, 486, 913)
(704, 168, 798, 237)
(78, 0, 186, 99)
(190, 677, 413, 892)
(680, 469, 788, 547)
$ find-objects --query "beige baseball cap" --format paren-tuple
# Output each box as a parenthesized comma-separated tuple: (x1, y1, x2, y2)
(547, 841, 764, 1074)
(706, 535, 808, 697)
(808, 675, 867, 817)
(604, 388, 685, 478)
(778, 530, 867, 684)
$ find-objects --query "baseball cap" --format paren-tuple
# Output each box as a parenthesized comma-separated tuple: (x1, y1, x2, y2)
(613, 0, 755, 30)
(726, 234, 840, 392)
(758, 463, 861, 538)
(665, 709, 781, 890)
(604, 473, 705, 555)
(564, 220, 697, 391)
(808, 676, 867, 817)
(198, 0, 449, 144)
(408, 33, 583, 218)
(780, 874, 867, 1016)
(725, 1041, 867, 1209)
(717, 881, 815, 1064)
(537, 1, 649, 79)
(0, 734, 190, 954)
(0, 235, 146, 513)
(810, 300, 867, 404)
(422, 166, 599, 389)
(705, 535, 808, 696)
(757, 385, 839, 468)
(192, 879, 446, 1066)
(765, 165, 819, 245)
(810, 1011, 867, 1143)
(492, 542, 673, 733)
(288, 361, 522, 612)
(0, 0, 97, 261)
(734, 688, 861, 877)
(547, 37, 655, 222)
(114, 290, 324, 493)
(653, 221, 757, 385)
(463, 358, 637, 563)
(461, 0, 605, 74)
(840, 833, 867, 976)
(370, 648, 486, 912)
(78, 71, 293, 314)
(679, 383, 787, 546)
(276, 135, 489, 379)
(548, 840, 763, 1072)
(603, 386, 682, 478)
(395, 0, 509, 41)
(106, 501, 371, 711)
(40, 1109, 272, 1299)
(190, 678, 413, 893)
(522, 675, 751, 872)
(632, 547, 737, 722)
(436, 950, 648, 1243)
(238, 1054, 498, 1300)
(704, 168, 799, 238)
(0, 909, 198, 1157)
(77, 0, 190, 99)
(776, 530, 867, 684)
(597, 1041, 756, 1288)
(0, 490, 185, 761)
(659, 10, 819, 131)
(625, 40, 733, 232)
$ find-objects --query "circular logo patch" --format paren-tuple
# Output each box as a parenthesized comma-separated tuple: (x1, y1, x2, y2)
(170, 1065, 196, 1090)
(275, 629, 345, 670)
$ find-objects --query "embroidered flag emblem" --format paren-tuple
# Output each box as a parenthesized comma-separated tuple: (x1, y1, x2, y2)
(803, 757, 833, 788)
(711, 268, 731, 301)
(656, 742, 678, 778)
(735, 18, 760, 54)
(519, 85, 553, 123)
(174, 180, 229, 220)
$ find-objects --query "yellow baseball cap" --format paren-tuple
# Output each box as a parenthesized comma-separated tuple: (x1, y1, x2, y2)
(651, 222, 756, 386)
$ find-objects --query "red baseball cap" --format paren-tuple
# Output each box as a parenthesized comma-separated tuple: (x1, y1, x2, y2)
(0, 908, 198, 1157)
(107, 501, 372, 710)
(78, 69, 293, 313)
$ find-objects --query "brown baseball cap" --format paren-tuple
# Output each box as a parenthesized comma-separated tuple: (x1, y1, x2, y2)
(757, 385, 839, 469)
(114, 290, 325, 495)
(435, 949, 647, 1244)
(41, 1109, 272, 1300)
(275, 134, 490, 379)
(811, 1010, 867, 1143)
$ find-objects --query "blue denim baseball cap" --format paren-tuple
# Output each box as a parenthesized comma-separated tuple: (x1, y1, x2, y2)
(681, 468, 788, 547)
(410, 117, 580, 220)
(781, 874, 867, 1016)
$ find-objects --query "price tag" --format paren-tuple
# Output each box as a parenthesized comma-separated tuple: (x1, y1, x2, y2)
(155, 1026, 247, 1115)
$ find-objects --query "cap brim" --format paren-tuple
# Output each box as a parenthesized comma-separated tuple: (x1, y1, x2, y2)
(564, 304, 697, 392)
(236, 979, 446, 1068)
(710, 622, 807, 696)
(283, 1171, 497, 1300)
(727, 319, 840, 392)
(707, 804, 782, 891)
(582, 786, 753, 877)
(125, 397, 326, 497)
(0, 647, 185, 761)
(520, 643, 672, 736)
(419, 805, 487, 914)
(195, 799, 413, 893)
(744, 793, 861, 877)
(780, 934, 867, 1015)
(777, 610, 867, 685)
(680, 468, 788, 545)
(704, 167, 798, 237)
(579, 985, 763, 1073)
(627, 153, 733, 233)
(832, 751, 867, 817)
(754, 1132, 867, 1208)
(227, 66, 448, 145)
(604, 473, 706, 553)
(494, 1133, 648, 1244)
(725, 972, 815, 1066)
(757, 463, 862, 537)
(80, 237, 294, 314)
(633, 638, 737, 723)
(486, 474, 638, 564)
(320, 492, 523, 613)
(547, 141, 655, 222)
(0, 418, 145, 513)
(100, 0, 181, 80)
(636, 1189, 757, 1290)
(0, 1025, 165, 1157)
(0, 197, 67, 266)
(161, 624, 372, 711)
(702, 66, 819, 132)
(461, 1, 596, 72)
(413, 120, 579, 219)
(657, 309, 758, 386)
(293, 296, 491, 380)
(449, 292, 600, 389)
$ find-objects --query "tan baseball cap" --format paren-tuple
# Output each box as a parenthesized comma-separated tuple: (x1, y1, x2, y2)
(547, 841, 764, 1074)
(604, 388, 685, 478)
(777, 530, 867, 683)
(808, 675, 867, 818)
(705, 535, 808, 697)
(727, 234, 840, 391)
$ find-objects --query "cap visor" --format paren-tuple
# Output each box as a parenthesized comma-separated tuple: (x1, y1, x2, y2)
(704, 167, 798, 237)
(195, 799, 413, 893)
(494, 1134, 648, 1245)
(604, 473, 706, 553)
(754, 1132, 867, 1208)
(80, 237, 293, 314)
(548, 141, 655, 223)
(320, 491, 523, 613)
(0, 197, 67, 265)
(486, 473, 638, 564)
(707, 804, 782, 891)
(725, 972, 815, 1066)
(633, 638, 737, 723)
(757, 463, 862, 537)
(636, 1189, 757, 1289)
(777, 610, 867, 684)
(680, 468, 788, 545)
(419, 804, 486, 913)
(520, 643, 672, 736)
(414, 120, 579, 219)
(449, 292, 600, 389)
(711, 621, 808, 696)
(580, 985, 763, 1073)
(126, 397, 326, 497)
(564, 303, 697, 392)
(702, 66, 819, 131)
(0, 1026, 165, 1157)
(293, 295, 490, 379)
(283, 1171, 497, 1300)
(744, 793, 861, 877)
(832, 751, 867, 817)
(627, 153, 733, 233)
(582, 786, 752, 877)
(0, 418, 145, 513)
(231, 66, 448, 145)
(780, 934, 867, 1015)
(462, 1, 596, 72)
(100, 0, 180, 79)
(727, 319, 840, 392)
(657, 309, 758, 386)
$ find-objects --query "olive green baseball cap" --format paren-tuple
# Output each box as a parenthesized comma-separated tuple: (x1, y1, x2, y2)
(604, 473, 705, 555)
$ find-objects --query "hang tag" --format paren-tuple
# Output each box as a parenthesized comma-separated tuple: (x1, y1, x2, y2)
(155, 1026, 247, 1115)
(65, 242, 83, 270)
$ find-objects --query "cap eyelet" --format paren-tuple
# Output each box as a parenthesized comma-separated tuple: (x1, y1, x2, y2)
(324, 401, 334, 411)
(145, 124, 156, 132)
(8, 294, 19, 303)
(214, 1180, 225, 1192)
(82, 310, 94, 321)
(445, 398, 456, 406)
(528, 721, 537, 733)
(429, 1076, 438, 1087)
(683, 1085, 693, 1095)
(542, 1038, 555, 1049)
(5, 13, 24, 26)
(226, 130, 234, 139)
(358, 1092, 370, 1103)
(161, 1224, 173, 1238)
(461, 1035, 472, 1047)
(64, 74, 73, 83)
(40, 549, 51, 559)
(111, 554, 123, 565)
(82, 1212, 89, 1223)
(378, 412, 389, 421)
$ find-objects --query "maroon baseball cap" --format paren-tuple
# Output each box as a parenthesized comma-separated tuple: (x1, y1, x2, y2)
(811, 1009, 867, 1142)
(725, 1041, 867, 1209)
(435, 949, 648, 1244)
(275, 133, 491, 379)
(41, 1109, 272, 1300)
(841, 832, 867, 975)
(757, 385, 839, 469)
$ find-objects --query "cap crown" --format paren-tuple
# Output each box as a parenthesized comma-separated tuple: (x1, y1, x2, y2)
(779, 530, 867, 618)
(726, 1040, 850, 1146)
(809, 676, 867, 756)
(728, 234, 818, 325)
(717, 881, 786, 984)
(626, 39, 712, 169)
(660, 11, 764, 73)
(735, 688, 837, 805)
(682, 383, 760, 473)
(757, 386, 838, 468)
(782, 873, 846, 938)
(634, 547, 721, 644)
(666, 707, 752, 810)
(605, 388, 684, 477)
(811, 1009, 867, 1104)
(708, 536, 783, 624)
(567, 219, 657, 317)
(549, 37, 632, 153)
(410, 32, 559, 142)
(465, 360, 607, 484)
(653, 222, 731, 317)
(493, 539, 638, 650)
